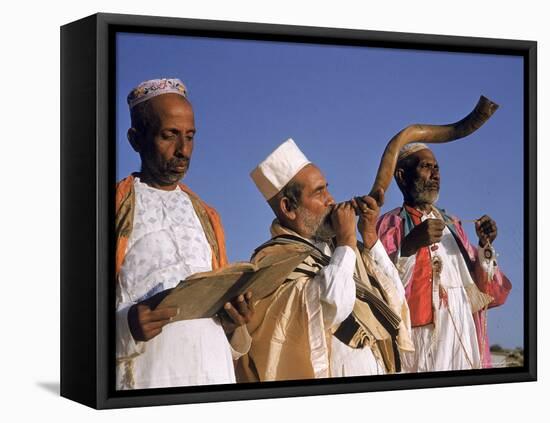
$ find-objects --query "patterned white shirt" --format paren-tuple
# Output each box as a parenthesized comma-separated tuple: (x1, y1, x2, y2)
(116, 177, 249, 389)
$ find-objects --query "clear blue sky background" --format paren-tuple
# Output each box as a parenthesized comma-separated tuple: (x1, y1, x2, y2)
(116, 32, 524, 349)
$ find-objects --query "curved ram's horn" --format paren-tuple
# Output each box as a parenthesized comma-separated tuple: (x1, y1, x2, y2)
(368, 95, 499, 200)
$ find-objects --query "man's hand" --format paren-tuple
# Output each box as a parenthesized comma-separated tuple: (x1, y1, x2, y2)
(352, 188, 384, 249)
(401, 218, 446, 257)
(331, 201, 357, 248)
(476, 215, 498, 247)
(219, 291, 255, 335)
(128, 289, 178, 342)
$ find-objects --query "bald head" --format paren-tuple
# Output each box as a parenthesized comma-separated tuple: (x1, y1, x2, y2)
(127, 93, 196, 190)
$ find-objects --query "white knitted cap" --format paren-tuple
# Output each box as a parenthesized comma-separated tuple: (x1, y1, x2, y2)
(397, 142, 430, 162)
(127, 78, 187, 109)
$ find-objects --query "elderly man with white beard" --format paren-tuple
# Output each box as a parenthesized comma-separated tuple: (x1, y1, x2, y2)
(236, 139, 413, 382)
(377, 143, 512, 372)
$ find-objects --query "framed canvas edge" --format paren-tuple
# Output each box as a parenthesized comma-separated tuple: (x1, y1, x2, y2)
(525, 40, 537, 382)
(61, 13, 99, 409)
(94, 12, 537, 51)
(60, 12, 537, 409)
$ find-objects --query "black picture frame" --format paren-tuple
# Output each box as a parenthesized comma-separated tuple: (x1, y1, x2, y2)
(60, 12, 537, 409)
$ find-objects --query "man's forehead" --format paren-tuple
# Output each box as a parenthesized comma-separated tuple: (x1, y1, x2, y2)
(294, 164, 327, 189)
(413, 148, 437, 163)
(149, 93, 193, 115)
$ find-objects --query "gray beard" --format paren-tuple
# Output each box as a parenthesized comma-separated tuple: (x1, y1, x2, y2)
(410, 179, 439, 206)
(300, 207, 336, 243)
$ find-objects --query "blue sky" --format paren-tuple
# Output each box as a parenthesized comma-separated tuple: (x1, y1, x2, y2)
(116, 32, 524, 349)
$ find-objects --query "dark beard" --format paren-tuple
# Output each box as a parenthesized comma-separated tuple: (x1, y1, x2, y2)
(312, 219, 336, 243)
(142, 156, 190, 185)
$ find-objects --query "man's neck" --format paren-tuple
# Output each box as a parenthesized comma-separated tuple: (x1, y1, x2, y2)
(137, 172, 179, 191)
(271, 219, 309, 240)
(404, 200, 434, 214)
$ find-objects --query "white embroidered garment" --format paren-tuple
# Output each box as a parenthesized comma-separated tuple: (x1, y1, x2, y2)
(317, 240, 406, 377)
(116, 177, 247, 389)
(397, 211, 481, 372)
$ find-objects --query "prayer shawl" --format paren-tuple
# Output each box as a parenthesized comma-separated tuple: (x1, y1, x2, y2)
(236, 222, 413, 382)
(377, 206, 512, 368)
(115, 174, 228, 277)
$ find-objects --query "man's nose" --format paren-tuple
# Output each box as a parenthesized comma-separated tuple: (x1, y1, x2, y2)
(175, 136, 192, 158)
(326, 192, 336, 207)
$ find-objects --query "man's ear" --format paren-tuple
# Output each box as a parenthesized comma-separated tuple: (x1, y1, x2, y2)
(279, 197, 297, 221)
(395, 168, 406, 189)
(127, 128, 141, 153)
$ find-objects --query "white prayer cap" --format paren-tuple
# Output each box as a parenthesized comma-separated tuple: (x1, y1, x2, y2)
(397, 142, 430, 163)
(127, 78, 188, 109)
(251, 138, 311, 200)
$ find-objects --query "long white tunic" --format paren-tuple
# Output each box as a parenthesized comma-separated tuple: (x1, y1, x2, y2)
(312, 240, 407, 377)
(397, 211, 481, 372)
(116, 177, 249, 390)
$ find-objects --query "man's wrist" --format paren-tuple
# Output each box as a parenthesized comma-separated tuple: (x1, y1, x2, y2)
(361, 232, 378, 250)
(335, 235, 356, 248)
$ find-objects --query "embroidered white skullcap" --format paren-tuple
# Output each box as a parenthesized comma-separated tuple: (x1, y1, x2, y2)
(127, 78, 188, 109)
(251, 138, 311, 200)
(397, 142, 430, 163)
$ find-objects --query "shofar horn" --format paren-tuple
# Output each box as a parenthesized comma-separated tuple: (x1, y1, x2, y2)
(368, 95, 499, 200)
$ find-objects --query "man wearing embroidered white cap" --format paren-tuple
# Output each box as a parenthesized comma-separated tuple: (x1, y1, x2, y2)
(115, 78, 253, 389)
(377, 143, 512, 372)
(237, 139, 413, 381)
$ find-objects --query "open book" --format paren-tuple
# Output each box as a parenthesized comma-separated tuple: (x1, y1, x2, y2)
(157, 245, 311, 322)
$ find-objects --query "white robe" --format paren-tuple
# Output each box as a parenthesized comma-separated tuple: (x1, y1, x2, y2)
(313, 240, 408, 377)
(397, 211, 481, 372)
(115, 177, 249, 390)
